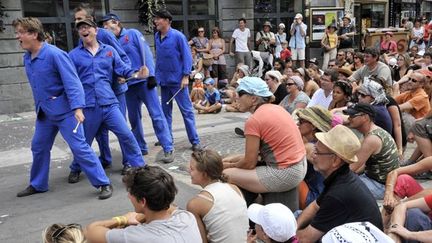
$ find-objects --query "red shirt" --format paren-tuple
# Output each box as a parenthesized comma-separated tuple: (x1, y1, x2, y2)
(280, 48, 292, 61)
(424, 23, 432, 40)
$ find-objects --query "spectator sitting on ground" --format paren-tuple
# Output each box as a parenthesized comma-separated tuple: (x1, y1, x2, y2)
(279, 75, 310, 114)
(190, 72, 205, 103)
(337, 66, 353, 81)
(273, 58, 285, 73)
(222, 76, 306, 206)
(410, 103, 432, 158)
(187, 149, 249, 243)
(380, 32, 398, 56)
(226, 64, 250, 112)
(296, 125, 383, 242)
(264, 70, 287, 104)
(386, 194, 432, 242)
(343, 103, 400, 200)
(85, 166, 201, 243)
(307, 69, 338, 109)
(328, 80, 352, 111)
(43, 223, 85, 243)
(414, 50, 432, 69)
(305, 64, 320, 97)
(193, 78, 222, 114)
(247, 203, 298, 243)
(327, 59, 337, 70)
(336, 50, 349, 68)
(284, 66, 294, 78)
(349, 52, 364, 72)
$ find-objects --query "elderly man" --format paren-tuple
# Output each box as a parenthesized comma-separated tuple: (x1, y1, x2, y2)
(307, 69, 338, 109)
(337, 14, 356, 52)
(344, 103, 400, 199)
(289, 13, 307, 68)
(296, 125, 383, 242)
(348, 47, 392, 86)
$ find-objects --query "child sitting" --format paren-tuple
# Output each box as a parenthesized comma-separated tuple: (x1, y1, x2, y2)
(190, 72, 205, 103)
(193, 78, 222, 114)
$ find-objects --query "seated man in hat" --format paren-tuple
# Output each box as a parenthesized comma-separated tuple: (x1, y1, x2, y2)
(344, 103, 400, 200)
(193, 78, 222, 114)
(296, 125, 383, 242)
(380, 32, 398, 56)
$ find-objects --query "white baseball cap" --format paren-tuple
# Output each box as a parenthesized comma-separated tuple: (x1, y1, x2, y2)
(295, 13, 303, 19)
(194, 72, 204, 80)
(248, 203, 297, 242)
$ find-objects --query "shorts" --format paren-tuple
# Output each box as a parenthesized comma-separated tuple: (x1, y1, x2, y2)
(256, 156, 306, 192)
(411, 117, 432, 139)
(291, 48, 305, 61)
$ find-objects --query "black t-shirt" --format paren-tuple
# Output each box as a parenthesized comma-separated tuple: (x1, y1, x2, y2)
(311, 164, 383, 233)
(273, 84, 288, 105)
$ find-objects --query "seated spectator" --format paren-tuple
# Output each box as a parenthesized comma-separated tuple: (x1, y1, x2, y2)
(222, 77, 306, 205)
(190, 72, 205, 103)
(307, 69, 338, 109)
(336, 50, 349, 68)
(409, 45, 419, 59)
(264, 70, 287, 104)
(337, 66, 353, 81)
(226, 64, 250, 112)
(296, 125, 383, 242)
(283, 66, 294, 78)
(273, 58, 285, 73)
(387, 195, 432, 242)
(348, 52, 364, 72)
(279, 76, 310, 113)
(43, 223, 84, 243)
(322, 222, 393, 243)
(190, 48, 206, 79)
(305, 64, 320, 97)
(345, 50, 354, 64)
(328, 80, 352, 110)
(343, 103, 400, 199)
(247, 203, 298, 243)
(193, 78, 222, 114)
(410, 106, 432, 158)
(327, 59, 337, 70)
(380, 32, 397, 55)
(393, 53, 414, 85)
(296, 106, 336, 209)
(85, 166, 201, 243)
(187, 149, 249, 243)
(348, 47, 392, 86)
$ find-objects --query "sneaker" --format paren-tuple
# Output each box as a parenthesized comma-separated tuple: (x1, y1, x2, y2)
(121, 165, 132, 175)
(234, 127, 245, 137)
(160, 151, 175, 163)
(17, 185, 43, 197)
(99, 184, 113, 200)
(192, 143, 203, 152)
(68, 171, 81, 184)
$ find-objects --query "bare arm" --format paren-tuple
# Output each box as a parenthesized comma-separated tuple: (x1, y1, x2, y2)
(297, 200, 319, 230)
(387, 106, 404, 155)
(234, 135, 260, 169)
(350, 135, 381, 172)
(399, 101, 414, 113)
(297, 225, 325, 242)
(186, 197, 210, 243)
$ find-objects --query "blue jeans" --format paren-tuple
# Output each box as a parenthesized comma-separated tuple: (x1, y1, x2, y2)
(359, 174, 385, 200)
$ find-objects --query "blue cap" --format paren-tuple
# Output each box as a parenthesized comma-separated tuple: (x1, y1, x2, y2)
(204, 78, 215, 85)
(101, 13, 121, 23)
(236, 77, 273, 97)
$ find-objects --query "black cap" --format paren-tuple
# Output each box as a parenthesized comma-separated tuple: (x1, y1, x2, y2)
(153, 9, 172, 21)
(101, 13, 121, 23)
(343, 103, 376, 119)
(75, 19, 97, 29)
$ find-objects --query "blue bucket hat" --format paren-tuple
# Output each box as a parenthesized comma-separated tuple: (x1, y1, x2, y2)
(236, 77, 273, 97)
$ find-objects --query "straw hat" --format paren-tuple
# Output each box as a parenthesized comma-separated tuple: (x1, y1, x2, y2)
(342, 14, 352, 22)
(297, 106, 333, 132)
(315, 125, 361, 163)
(337, 66, 353, 77)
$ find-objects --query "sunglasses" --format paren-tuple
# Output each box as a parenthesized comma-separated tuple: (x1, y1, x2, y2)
(408, 77, 419, 83)
(51, 224, 82, 242)
(349, 113, 365, 119)
(337, 54, 344, 56)
(357, 92, 369, 98)
(353, 56, 359, 59)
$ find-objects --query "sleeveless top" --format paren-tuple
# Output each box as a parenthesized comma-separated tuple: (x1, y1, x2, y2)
(365, 128, 400, 184)
(199, 182, 249, 243)
(209, 39, 226, 65)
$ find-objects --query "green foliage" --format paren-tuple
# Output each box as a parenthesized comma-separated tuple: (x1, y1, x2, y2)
(135, 0, 166, 33)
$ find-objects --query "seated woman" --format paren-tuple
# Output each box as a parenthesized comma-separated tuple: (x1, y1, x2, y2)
(380, 32, 397, 56)
(43, 223, 85, 243)
(222, 76, 307, 204)
(279, 76, 310, 114)
(296, 106, 336, 209)
(305, 64, 321, 97)
(187, 149, 249, 243)
(328, 80, 352, 110)
(264, 70, 287, 105)
(225, 64, 250, 112)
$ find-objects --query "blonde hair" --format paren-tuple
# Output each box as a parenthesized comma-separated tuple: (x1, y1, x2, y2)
(42, 223, 86, 243)
(12, 17, 45, 41)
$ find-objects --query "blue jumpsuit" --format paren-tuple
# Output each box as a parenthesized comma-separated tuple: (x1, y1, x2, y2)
(118, 28, 173, 153)
(68, 42, 145, 173)
(23, 42, 110, 191)
(155, 27, 200, 145)
(92, 28, 131, 166)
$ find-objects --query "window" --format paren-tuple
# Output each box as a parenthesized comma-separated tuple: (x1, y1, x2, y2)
(22, 0, 108, 51)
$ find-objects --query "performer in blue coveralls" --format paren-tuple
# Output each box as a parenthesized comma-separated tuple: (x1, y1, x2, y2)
(13, 17, 113, 200)
(101, 13, 175, 163)
(68, 19, 148, 181)
(153, 10, 202, 152)
(72, 3, 132, 180)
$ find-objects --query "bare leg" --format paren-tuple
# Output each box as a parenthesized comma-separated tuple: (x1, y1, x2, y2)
(223, 167, 268, 193)
(415, 136, 432, 157)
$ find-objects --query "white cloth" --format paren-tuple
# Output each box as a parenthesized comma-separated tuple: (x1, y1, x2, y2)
(275, 32, 287, 58)
(322, 222, 393, 243)
(232, 28, 251, 53)
(307, 88, 333, 109)
(106, 209, 201, 243)
(200, 182, 249, 243)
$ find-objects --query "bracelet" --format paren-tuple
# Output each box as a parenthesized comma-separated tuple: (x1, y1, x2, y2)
(112, 217, 122, 226)
(112, 216, 128, 226)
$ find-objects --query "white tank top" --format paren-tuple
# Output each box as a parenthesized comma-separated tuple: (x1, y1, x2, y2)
(199, 182, 249, 243)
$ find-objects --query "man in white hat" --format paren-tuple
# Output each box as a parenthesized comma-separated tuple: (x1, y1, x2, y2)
(337, 14, 356, 52)
(289, 13, 307, 68)
(296, 125, 383, 242)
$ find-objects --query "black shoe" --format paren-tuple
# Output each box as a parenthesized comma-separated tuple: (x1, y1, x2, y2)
(160, 151, 175, 163)
(17, 185, 43, 197)
(192, 143, 203, 152)
(121, 165, 132, 175)
(102, 163, 112, 169)
(99, 185, 113, 200)
(234, 127, 245, 137)
(68, 171, 81, 184)
(154, 141, 161, 146)
(142, 150, 148, 156)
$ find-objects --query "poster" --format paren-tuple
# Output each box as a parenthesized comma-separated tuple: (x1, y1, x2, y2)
(311, 8, 344, 41)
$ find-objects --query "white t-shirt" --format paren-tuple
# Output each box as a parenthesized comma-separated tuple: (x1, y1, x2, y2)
(106, 210, 201, 243)
(307, 88, 333, 109)
(232, 28, 251, 52)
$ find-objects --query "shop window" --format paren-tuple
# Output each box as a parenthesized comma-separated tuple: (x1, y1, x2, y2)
(361, 4, 385, 28)
(280, 0, 295, 13)
(254, 0, 277, 13)
(165, 0, 183, 15)
(188, 0, 216, 15)
(23, 0, 65, 17)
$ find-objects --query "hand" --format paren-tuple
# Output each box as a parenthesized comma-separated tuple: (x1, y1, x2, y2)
(136, 66, 149, 79)
(383, 193, 398, 213)
(247, 229, 257, 243)
(181, 76, 189, 89)
(388, 224, 411, 239)
(229, 52, 235, 57)
(117, 77, 126, 84)
(147, 76, 157, 89)
(74, 108, 85, 123)
(123, 212, 141, 226)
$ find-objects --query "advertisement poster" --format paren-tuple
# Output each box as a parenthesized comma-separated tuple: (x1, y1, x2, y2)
(311, 9, 344, 41)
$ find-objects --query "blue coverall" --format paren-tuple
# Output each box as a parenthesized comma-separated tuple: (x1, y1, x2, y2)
(155, 27, 200, 145)
(118, 28, 173, 153)
(23, 42, 110, 191)
(68, 42, 145, 173)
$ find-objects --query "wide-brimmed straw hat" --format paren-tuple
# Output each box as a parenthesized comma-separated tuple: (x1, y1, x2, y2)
(297, 106, 333, 132)
(315, 125, 361, 163)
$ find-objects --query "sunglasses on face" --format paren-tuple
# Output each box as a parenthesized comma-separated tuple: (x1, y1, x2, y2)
(337, 54, 344, 56)
(357, 92, 370, 98)
(349, 113, 365, 119)
(408, 77, 419, 83)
